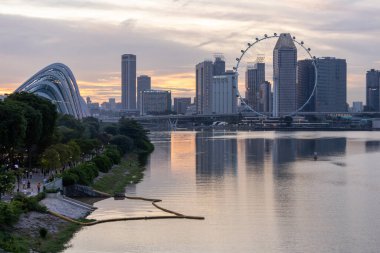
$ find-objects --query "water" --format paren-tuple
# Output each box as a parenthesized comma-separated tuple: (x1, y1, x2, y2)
(65, 131, 380, 253)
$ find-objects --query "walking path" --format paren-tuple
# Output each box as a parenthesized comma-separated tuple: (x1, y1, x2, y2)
(13, 170, 57, 197)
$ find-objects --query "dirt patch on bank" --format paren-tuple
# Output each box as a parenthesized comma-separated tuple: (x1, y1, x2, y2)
(13, 211, 68, 238)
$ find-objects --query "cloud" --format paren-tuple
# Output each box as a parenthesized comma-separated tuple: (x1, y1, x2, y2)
(0, 0, 380, 104)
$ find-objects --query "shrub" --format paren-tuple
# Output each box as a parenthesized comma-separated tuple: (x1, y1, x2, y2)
(0, 202, 21, 226)
(93, 155, 112, 173)
(104, 147, 121, 164)
(62, 172, 79, 186)
(12, 194, 47, 213)
(39, 227, 48, 238)
(109, 135, 134, 154)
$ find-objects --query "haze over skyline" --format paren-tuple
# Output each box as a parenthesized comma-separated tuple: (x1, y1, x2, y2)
(0, 0, 379, 103)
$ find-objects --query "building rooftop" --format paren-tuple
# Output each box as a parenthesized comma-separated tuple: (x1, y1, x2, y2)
(274, 33, 296, 50)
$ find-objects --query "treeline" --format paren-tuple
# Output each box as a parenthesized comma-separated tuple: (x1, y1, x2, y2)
(0, 92, 154, 197)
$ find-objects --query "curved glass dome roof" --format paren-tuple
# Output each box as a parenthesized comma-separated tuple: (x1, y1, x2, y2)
(16, 63, 89, 119)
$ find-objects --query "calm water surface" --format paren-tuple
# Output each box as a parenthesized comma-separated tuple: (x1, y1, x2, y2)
(66, 131, 380, 253)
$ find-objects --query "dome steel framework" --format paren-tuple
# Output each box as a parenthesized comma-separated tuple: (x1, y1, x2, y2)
(15, 63, 89, 119)
(233, 33, 318, 117)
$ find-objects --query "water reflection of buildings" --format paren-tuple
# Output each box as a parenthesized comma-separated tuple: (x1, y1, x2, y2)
(365, 140, 380, 153)
(195, 132, 238, 177)
(244, 137, 347, 175)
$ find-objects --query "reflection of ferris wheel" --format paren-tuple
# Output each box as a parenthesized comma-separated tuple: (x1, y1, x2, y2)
(233, 33, 318, 117)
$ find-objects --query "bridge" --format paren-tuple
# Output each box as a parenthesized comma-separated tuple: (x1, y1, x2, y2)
(97, 111, 380, 130)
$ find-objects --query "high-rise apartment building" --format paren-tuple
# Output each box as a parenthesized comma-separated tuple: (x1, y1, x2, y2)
(174, 97, 191, 115)
(315, 57, 347, 112)
(297, 59, 316, 112)
(366, 69, 380, 111)
(273, 33, 297, 117)
(137, 75, 151, 111)
(245, 61, 265, 110)
(140, 90, 171, 115)
(121, 54, 137, 110)
(211, 71, 238, 114)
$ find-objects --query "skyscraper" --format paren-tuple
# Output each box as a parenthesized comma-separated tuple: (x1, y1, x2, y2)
(273, 33, 297, 117)
(315, 57, 347, 112)
(211, 71, 238, 114)
(137, 75, 151, 110)
(196, 60, 214, 114)
(297, 59, 315, 112)
(366, 69, 380, 111)
(213, 55, 226, 76)
(121, 54, 136, 110)
(245, 61, 265, 110)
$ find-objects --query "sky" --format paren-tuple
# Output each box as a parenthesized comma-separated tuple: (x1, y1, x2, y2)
(0, 0, 379, 104)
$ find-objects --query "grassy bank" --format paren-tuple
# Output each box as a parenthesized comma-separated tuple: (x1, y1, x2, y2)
(92, 156, 144, 195)
(0, 222, 80, 252)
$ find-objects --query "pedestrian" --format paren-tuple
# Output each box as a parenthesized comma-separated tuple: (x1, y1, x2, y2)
(27, 180, 31, 189)
(37, 182, 41, 193)
(22, 179, 26, 189)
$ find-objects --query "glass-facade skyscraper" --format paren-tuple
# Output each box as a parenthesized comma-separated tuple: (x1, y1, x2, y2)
(273, 33, 297, 117)
(366, 69, 380, 112)
(315, 57, 347, 112)
(297, 59, 315, 112)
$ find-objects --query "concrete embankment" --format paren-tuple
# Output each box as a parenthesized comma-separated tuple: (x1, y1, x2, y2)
(41, 193, 96, 219)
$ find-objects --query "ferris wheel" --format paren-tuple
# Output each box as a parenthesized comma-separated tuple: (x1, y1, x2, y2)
(233, 33, 318, 117)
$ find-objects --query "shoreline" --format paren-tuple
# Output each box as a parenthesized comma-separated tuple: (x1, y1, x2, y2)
(1, 155, 147, 252)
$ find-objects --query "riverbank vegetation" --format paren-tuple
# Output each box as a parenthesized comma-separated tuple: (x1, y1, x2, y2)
(0, 92, 154, 252)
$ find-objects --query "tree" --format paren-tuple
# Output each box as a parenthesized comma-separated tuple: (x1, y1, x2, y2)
(7, 92, 57, 150)
(40, 147, 60, 173)
(67, 140, 81, 165)
(110, 135, 134, 154)
(0, 101, 27, 165)
(118, 118, 153, 153)
(51, 144, 71, 169)
(56, 115, 84, 142)
(21, 104, 43, 170)
(104, 125, 119, 135)
(0, 171, 15, 200)
(82, 117, 100, 139)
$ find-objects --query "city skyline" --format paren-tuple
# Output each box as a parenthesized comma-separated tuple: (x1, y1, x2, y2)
(0, 0, 380, 103)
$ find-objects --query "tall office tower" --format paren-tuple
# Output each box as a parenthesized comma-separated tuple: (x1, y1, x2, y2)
(196, 60, 214, 114)
(174, 97, 192, 114)
(315, 57, 347, 112)
(211, 71, 238, 114)
(140, 90, 171, 115)
(121, 54, 137, 110)
(297, 59, 316, 111)
(213, 55, 226, 76)
(137, 75, 151, 110)
(366, 69, 380, 111)
(259, 81, 272, 113)
(273, 33, 297, 117)
(245, 60, 265, 110)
